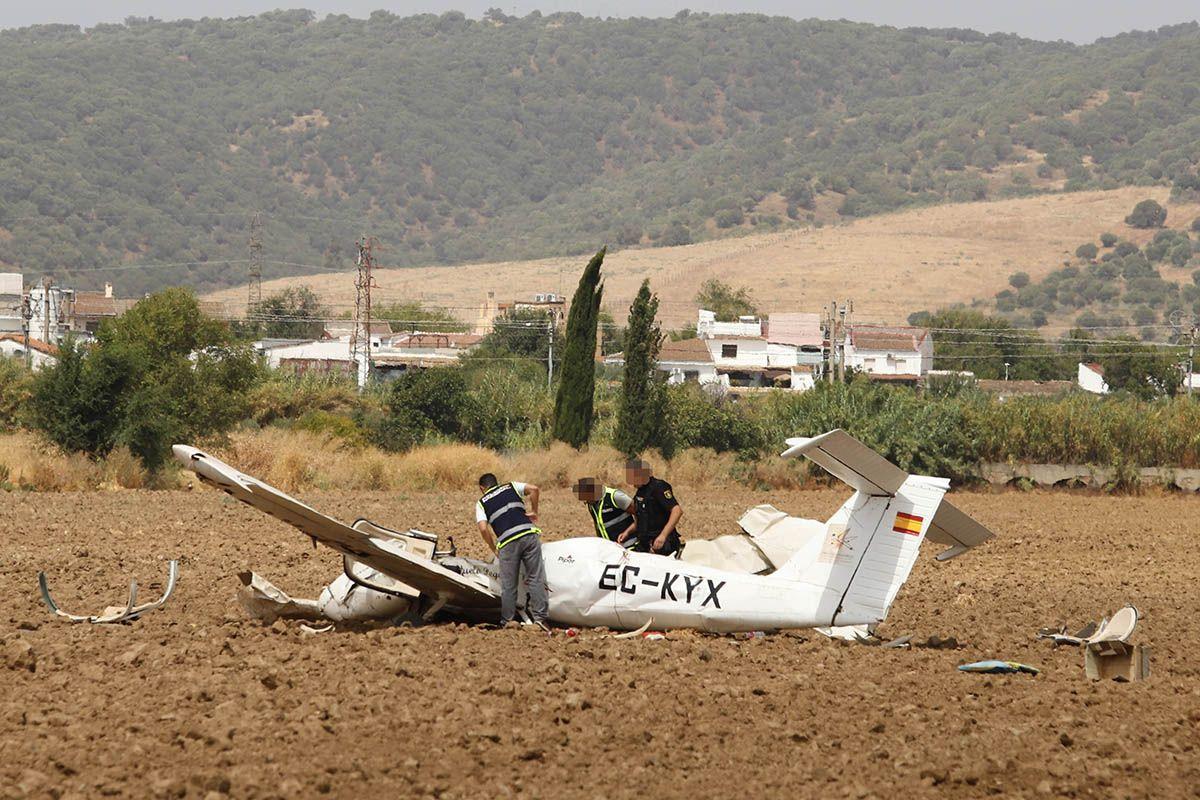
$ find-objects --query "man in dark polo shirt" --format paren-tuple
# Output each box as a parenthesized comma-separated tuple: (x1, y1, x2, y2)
(617, 459, 683, 557)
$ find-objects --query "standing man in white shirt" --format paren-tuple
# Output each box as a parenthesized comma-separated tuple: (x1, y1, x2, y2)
(475, 473, 548, 627)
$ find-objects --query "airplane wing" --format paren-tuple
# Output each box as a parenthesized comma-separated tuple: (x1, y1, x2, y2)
(173, 445, 498, 609)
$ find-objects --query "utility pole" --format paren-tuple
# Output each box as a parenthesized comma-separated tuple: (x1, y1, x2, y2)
(823, 301, 835, 383)
(1185, 326, 1195, 398)
(41, 277, 51, 345)
(350, 236, 378, 391)
(1170, 310, 1199, 397)
(841, 299, 852, 382)
(247, 212, 263, 316)
(20, 291, 31, 369)
(546, 318, 555, 389)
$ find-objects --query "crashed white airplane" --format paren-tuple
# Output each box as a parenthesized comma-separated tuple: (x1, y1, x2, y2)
(173, 429, 994, 633)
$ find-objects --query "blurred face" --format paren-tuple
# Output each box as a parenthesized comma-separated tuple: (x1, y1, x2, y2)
(573, 483, 600, 503)
(626, 465, 651, 487)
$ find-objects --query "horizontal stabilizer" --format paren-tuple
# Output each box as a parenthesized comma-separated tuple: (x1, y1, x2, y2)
(926, 499, 996, 560)
(782, 429, 907, 496)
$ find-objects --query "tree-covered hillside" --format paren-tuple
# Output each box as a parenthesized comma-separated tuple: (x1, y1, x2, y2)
(3, 11, 1200, 293)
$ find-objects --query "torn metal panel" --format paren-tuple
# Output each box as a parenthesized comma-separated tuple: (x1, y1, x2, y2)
(237, 570, 411, 623)
(1037, 605, 1139, 646)
(39, 560, 178, 624)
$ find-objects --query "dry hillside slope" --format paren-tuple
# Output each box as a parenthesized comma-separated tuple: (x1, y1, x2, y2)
(207, 187, 1177, 327)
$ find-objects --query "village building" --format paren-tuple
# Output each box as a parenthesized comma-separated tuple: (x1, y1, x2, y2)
(844, 325, 933, 382)
(656, 338, 719, 385)
(260, 326, 482, 380)
(605, 309, 824, 391)
(1077, 362, 1110, 394)
(0, 333, 59, 369)
(695, 309, 823, 390)
(474, 290, 566, 334)
(0, 274, 23, 335)
(373, 332, 484, 374)
(64, 283, 138, 335)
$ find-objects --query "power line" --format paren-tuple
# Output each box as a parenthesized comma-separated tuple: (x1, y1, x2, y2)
(51, 258, 346, 274)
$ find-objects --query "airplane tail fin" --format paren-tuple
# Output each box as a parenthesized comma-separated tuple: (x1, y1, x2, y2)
(775, 429, 994, 627)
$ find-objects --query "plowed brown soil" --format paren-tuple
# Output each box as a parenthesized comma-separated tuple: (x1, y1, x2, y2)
(2, 487, 1198, 799)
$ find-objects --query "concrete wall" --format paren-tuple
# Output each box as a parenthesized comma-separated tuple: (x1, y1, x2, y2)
(980, 462, 1200, 491)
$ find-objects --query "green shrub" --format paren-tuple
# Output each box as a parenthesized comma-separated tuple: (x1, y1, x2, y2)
(760, 380, 981, 482)
(0, 359, 33, 431)
(665, 385, 765, 456)
(29, 290, 262, 470)
(247, 371, 363, 425)
(1126, 199, 1167, 229)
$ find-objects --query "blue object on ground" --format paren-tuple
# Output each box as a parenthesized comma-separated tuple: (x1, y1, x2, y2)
(958, 660, 1039, 675)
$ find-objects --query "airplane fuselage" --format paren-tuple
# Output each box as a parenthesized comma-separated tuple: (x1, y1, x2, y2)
(541, 538, 839, 632)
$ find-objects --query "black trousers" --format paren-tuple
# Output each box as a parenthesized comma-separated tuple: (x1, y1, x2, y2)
(635, 530, 682, 557)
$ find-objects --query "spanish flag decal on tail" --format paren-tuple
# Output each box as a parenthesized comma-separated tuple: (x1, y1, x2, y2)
(893, 511, 924, 536)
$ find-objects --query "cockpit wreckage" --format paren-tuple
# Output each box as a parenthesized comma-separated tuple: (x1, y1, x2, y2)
(173, 429, 995, 633)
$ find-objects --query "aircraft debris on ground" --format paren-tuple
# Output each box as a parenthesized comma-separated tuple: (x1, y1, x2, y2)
(958, 660, 1040, 675)
(173, 429, 995, 634)
(38, 560, 179, 624)
(1039, 605, 1149, 681)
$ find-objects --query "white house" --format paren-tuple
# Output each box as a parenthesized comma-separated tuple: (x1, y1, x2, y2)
(694, 309, 819, 390)
(260, 330, 483, 383)
(658, 338, 720, 385)
(844, 325, 933, 379)
(603, 338, 721, 386)
(374, 332, 483, 373)
(766, 312, 823, 390)
(261, 337, 357, 374)
(0, 274, 23, 335)
(1077, 362, 1110, 394)
(25, 282, 73, 344)
(0, 333, 59, 369)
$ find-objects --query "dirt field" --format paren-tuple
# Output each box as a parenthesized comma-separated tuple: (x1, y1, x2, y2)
(205, 187, 1200, 328)
(3, 485, 1198, 799)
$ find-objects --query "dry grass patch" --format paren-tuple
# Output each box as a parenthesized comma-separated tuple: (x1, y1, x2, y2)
(0, 429, 809, 494)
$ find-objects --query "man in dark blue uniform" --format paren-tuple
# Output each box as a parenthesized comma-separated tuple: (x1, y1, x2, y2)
(475, 473, 549, 627)
(617, 459, 683, 557)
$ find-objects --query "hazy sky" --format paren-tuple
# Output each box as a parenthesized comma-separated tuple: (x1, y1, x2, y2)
(0, 0, 1196, 43)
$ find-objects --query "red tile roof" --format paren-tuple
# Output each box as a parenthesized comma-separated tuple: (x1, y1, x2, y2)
(658, 338, 713, 364)
(72, 293, 118, 317)
(850, 325, 930, 351)
(0, 333, 59, 356)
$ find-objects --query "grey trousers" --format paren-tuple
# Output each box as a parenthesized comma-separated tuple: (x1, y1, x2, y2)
(498, 534, 549, 624)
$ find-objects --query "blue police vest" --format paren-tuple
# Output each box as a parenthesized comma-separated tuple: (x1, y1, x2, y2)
(479, 483, 539, 548)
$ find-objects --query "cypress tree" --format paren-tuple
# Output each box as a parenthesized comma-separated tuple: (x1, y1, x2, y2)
(614, 279, 668, 457)
(552, 247, 606, 447)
